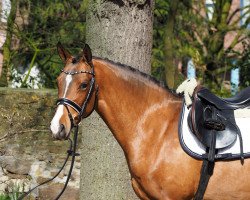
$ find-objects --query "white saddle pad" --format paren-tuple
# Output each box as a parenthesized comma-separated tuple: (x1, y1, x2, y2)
(178, 103, 250, 160)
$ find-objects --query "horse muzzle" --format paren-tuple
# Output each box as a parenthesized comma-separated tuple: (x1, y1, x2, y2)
(51, 124, 68, 140)
(50, 105, 72, 140)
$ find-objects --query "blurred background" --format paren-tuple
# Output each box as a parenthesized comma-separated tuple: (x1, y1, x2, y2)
(0, 0, 249, 96)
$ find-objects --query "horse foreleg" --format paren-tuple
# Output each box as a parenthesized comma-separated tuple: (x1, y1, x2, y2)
(131, 178, 151, 200)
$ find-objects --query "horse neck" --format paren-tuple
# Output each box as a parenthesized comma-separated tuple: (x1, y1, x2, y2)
(93, 58, 181, 152)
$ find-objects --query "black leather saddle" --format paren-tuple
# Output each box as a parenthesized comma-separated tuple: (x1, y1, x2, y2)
(197, 86, 250, 110)
(186, 85, 250, 200)
(187, 86, 250, 162)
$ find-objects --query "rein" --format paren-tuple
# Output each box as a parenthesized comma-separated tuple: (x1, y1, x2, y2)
(17, 126, 79, 200)
(18, 66, 97, 199)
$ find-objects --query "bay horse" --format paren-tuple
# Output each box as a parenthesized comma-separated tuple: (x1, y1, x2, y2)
(50, 43, 250, 200)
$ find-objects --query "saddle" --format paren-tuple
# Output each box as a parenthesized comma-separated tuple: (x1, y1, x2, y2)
(182, 85, 250, 200)
(188, 86, 250, 162)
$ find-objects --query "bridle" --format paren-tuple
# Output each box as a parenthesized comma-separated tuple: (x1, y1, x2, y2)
(18, 63, 98, 200)
(57, 65, 98, 127)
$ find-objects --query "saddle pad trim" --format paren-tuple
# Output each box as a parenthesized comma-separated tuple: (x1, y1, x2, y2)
(178, 103, 204, 160)
(178, 101, 250, 161)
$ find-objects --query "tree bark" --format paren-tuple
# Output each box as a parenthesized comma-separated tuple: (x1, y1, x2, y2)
(80, 0, 154, 199)
(86, 0, 154, 73)
(0, 0, 17, 87)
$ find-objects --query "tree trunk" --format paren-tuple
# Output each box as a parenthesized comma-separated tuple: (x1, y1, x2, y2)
(0, 0, 17, 87)
(86, 0, 154, 73)
(80, 0, 154, 199)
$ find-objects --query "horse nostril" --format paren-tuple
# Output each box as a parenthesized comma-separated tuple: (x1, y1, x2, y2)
(59, 124, 66, 139)
(59, 124, 65, 132)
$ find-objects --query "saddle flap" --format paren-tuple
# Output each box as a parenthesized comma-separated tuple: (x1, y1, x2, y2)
(188, 87, 238, 149)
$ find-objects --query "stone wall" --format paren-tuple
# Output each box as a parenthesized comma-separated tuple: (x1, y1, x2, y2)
(0, 88, 80, 200)
(0, 88, 138, 200)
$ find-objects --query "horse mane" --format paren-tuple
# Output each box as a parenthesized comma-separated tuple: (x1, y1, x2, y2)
(93, 56, 180, 97)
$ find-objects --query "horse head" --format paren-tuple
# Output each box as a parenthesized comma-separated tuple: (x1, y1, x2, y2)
(50, 42, 97, 140)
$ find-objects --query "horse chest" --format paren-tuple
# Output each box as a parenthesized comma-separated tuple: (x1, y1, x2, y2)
(127, 143, 200, 199)
(130, 165, 194, 200)
(128, 156, 178, 198)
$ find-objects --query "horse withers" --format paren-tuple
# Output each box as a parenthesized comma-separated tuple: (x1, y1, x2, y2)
(50, 43, 250, 200)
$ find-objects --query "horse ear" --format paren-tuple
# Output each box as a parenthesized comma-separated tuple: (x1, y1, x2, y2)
(57, 42, 71, 63)
(83, 44, 92, 64)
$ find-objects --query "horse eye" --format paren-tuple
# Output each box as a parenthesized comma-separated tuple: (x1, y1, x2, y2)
(80, 82, 88, 90)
